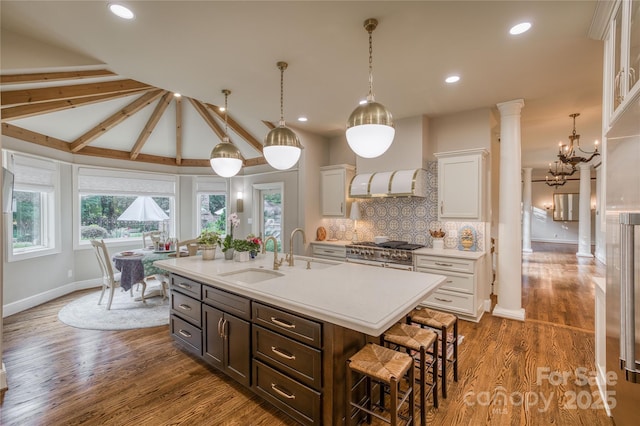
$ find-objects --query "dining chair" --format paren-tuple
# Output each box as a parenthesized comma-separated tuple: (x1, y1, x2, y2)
(142, 231, 162, 249)
(177, 238, 199, 256)
(90, 239, 142, 310)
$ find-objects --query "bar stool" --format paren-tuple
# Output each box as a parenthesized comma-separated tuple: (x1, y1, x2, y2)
(382, 323, 438, 426)
(346, 343, 415, 426)
(407, 307, 458, 399)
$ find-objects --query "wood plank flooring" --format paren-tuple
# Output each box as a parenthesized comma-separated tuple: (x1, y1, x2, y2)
(1, 242, 613, 425)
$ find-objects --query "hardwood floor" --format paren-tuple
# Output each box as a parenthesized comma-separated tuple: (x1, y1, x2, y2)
(1, 242, 613, 425)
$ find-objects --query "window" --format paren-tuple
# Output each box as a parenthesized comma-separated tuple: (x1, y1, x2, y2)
(253, 183, 283, 252)
(76, 167, 176, 247)
(195, 177, 228, 236)
(3, 151, 60, 261)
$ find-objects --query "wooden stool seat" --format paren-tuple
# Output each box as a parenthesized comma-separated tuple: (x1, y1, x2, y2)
(408, 307, 459, 400)
(383, 323, 438, 426)
(347, 343, 415, 425)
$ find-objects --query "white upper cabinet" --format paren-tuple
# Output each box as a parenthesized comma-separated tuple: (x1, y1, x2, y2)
(605, 0, 640, 131)
(320, 165, 355, 217)
(435, 149, 488, 221)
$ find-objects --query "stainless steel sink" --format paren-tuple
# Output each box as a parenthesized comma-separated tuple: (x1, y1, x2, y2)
(219, 268, 284, 283)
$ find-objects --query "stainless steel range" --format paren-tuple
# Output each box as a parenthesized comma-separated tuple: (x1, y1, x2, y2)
(345, 241, 424, 271)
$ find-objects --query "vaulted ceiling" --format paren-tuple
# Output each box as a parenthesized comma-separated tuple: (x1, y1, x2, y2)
(0, 1, 606, 171)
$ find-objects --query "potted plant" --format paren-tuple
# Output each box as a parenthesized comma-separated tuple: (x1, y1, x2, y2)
(232, 238, 252, 262)
(246, 234, 262, 259)
(223, 212, 240, 260)
(198, 230, 221, 260)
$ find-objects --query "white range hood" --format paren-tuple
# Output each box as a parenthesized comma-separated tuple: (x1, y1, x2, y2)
(349, 169, 427, 198)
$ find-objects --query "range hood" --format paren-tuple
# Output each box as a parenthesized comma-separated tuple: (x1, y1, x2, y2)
(349, 169, 427, 198)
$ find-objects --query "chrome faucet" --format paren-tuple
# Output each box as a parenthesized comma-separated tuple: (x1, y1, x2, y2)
(262, 236, 283, 271)
(287, 228, 307, 267)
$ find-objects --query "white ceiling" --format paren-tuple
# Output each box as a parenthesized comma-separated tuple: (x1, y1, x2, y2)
(0, 0, 605, 170)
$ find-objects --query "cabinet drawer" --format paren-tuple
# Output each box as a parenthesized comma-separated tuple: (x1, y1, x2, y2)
(311, 245, 346, 260)
(203, 285, 251, 321)
(253, 303, 322, 349)
(415, 255, 474, 274)
(253, 325, 322, 390)
(171, 291, 202, 326)
(253, 360, 321, 425)
(171, 274, 202, 299)
(171, 315, 202, 356)
(416, 267, 474, 294)
(423, 289, 474, 315)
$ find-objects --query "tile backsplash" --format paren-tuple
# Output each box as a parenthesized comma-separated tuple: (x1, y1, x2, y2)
(320, 161, 484, 250)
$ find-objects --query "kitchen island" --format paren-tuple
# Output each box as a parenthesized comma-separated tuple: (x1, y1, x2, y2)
(155, 254, 445, 425)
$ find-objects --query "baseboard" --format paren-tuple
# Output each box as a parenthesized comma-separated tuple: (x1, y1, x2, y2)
(595, 363, 612, 417)
(484, 299, 492, 312)
(492, 305, 525, 321)
(3, 279, 100, 318)
(530, 238, 578, 245)
(576, 251, 594, 258)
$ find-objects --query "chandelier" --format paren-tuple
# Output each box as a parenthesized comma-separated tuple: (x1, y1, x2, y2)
(547, 160, 576, 178)
(557, 113, 599, 166)
(545, 174, 567, 188)
(346, 18, 395, 158)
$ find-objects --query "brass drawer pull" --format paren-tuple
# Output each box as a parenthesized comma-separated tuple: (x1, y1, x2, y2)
(271, 346, 296, 360)
(178, 304, 192, 311)
(177, 283, 192, 289)
(178, 329, 192, 338)
(434, 297, 453, 303)
(270, 317, 296, 329)
(271, 383, 295, 399)
(435, 262, 453, 267)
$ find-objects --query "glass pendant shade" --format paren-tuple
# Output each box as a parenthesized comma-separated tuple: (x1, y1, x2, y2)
(210, 138, 243, 177)
(264, 125, 301, 170)
(346, 100, 395, 158)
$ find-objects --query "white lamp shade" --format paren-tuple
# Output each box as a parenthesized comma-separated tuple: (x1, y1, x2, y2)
(210, 157, 242, 178)
(350, 201, 362, 221)
(263, 145, 301, 170)
(346, 124, 395, 158)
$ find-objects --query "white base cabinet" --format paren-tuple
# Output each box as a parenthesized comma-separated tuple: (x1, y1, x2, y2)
(414, 250, 486, 322)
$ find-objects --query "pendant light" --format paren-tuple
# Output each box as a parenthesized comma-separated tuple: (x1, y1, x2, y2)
(264, 61, 302, 170)
(210, 89, 243, 178)
(346, 18, 395, 158)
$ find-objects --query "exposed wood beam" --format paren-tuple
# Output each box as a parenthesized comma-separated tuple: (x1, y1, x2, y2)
(244, 157, 268, 167)
(69, 89, 164, 152)
(179, 158, 212, 167)
(130, 91, 172, 160)
(1, 123, 70, 152)
(0, 69, 117, 85)
(262, 120, 276, 130)
(188, 98, 225, 139)
(1, 88, 151, 122)
(77, 146, 182, 166)
(206, 102, 264, 154)
(175, 97, 183, 166)
(1, 79, 152, 106)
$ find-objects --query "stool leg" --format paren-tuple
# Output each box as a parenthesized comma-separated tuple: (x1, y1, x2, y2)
(453, 319, 459, 382)
(346, 360, 353, 426)
(433, 337, 439, 409)
(409, 362, 415, 426)
(441, 325, 448, 399)
(420, 346, 426, 426)
(390, 377, 398, 426)
(366, 376, 372, 424)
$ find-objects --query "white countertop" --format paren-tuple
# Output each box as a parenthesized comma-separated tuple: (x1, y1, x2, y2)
(310, 240, 351, 247)
(414, 247, 486, 260)
(155, 254, 445, 336)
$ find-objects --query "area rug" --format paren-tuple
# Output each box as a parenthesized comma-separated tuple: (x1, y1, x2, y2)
(58, 286, 170, 330)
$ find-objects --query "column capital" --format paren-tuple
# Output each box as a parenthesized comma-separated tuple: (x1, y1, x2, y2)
(497, 99, 525, 116)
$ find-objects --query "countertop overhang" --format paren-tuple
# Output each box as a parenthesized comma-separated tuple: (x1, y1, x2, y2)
(155, 255, 445, 336)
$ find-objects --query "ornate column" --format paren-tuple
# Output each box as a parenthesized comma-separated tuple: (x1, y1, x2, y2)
(522, 167, 533, 253)
(576, 163, 593, 258)
(494, 99, 526, 321)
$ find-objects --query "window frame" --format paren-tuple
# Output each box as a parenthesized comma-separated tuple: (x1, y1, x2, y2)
(253, 182, 284, 253)
(3, 151, 61, 262)
(194, 176, 229, 237)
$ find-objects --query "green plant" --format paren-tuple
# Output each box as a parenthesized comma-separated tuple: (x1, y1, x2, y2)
(222, 234, 233, 252)
(198, 230, 221, 247)
(81, 224, 108, 240)
(232, 239, 252, 252)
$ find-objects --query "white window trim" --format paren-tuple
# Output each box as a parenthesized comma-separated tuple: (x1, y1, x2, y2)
(73, 165, 178, 249)
(4, 151, 61, 262)
(252, 182, 284, 251)
(194, 176, 228, 236)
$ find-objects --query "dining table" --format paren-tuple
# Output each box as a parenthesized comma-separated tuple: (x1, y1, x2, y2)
(113, 249, 184, 300)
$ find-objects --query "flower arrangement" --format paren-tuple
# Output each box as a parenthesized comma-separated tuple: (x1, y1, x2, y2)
(246, 234, 262, 252)
(429, 228, 446, 238)
(222, 212, 240, 253)
(198, 230, 221, 247)
(231, 239, 253, 252)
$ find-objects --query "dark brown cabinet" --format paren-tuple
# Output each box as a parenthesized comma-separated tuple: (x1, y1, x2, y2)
(203, 304, 250, 388)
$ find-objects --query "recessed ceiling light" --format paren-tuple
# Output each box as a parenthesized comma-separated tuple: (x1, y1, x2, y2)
(297, 116, 308, 122)
(358, 99, 367, 105)
(108, 3, 135, 20)
(509, 22, 531, 35)
(173, 93, 181, 98)
(219, 106, 226, 112)
(445, 75, 460, 84)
